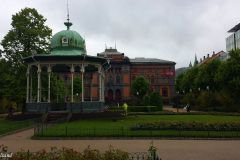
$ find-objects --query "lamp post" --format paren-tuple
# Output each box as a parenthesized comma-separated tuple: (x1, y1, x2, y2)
(206, 86, 209, 91)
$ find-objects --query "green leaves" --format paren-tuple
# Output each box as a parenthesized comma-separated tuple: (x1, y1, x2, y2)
(130, 76, 150, 99)
(176, 49, 240, 111)
(1, 7, 52, 68)
(0, 7, 52, 110)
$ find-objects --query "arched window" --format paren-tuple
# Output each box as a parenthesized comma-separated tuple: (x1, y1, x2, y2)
(108, 75, 113, 85)
(116, 75, 121, 84)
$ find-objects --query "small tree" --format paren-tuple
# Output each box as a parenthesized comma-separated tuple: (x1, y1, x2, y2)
(73, 77, 82, 95)
(131, 76, 150, 100)
(149, 92, 163, 110)
(1, 7, 52, 109)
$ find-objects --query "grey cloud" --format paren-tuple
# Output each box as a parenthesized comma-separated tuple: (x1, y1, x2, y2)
(0, 0, 240, 68)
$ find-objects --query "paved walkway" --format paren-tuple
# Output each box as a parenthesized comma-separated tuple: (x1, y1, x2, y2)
(1, 128, 240, 160)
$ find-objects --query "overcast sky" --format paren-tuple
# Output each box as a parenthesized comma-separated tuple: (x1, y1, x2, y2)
(0, 0, 240, 68)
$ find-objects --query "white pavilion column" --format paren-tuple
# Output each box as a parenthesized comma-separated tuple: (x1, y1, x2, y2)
(47, 65, 51, 103)
(37, 64, 41, 103)
(90, 75, 92, 101)
(70, 65, 75, 103)
(102, 72, 105, 102)
(81, 64, 85, 102)
(26, 65, 30, 103)
(98, 67, 102, 101)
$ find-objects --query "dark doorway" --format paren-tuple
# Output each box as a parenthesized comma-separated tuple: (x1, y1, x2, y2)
(115, 89, 122, 102)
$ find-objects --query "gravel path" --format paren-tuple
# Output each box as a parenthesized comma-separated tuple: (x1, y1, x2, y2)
(1, 128, 240, 160)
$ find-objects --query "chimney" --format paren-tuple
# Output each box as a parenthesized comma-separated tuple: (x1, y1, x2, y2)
(213, 51, 215, 55)
(207, 54, 209, 58)
(204, 56, 205, 60)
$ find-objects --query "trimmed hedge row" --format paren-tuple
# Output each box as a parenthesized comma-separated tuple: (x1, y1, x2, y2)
(128, 106, 160, 112)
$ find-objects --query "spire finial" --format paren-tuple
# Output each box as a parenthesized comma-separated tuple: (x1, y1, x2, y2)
(64, 0, 72, 30)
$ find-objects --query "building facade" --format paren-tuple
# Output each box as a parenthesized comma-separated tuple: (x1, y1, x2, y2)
(226, 23, 240, 52)
(98, 48, 176, 104)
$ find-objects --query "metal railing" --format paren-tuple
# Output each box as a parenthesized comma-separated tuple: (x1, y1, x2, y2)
(34, 124, 240, 138)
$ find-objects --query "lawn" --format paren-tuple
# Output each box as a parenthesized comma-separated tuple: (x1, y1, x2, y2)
(0, 118, 33, 135)
(35, 115, 240, 138)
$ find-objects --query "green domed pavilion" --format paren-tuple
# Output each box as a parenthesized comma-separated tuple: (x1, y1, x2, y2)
(23, 21, 110, 113)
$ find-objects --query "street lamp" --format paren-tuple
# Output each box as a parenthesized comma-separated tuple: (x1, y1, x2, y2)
(206, 86, 209, 91)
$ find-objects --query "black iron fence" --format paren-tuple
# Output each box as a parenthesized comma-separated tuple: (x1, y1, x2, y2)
(34, 123, 240, 138)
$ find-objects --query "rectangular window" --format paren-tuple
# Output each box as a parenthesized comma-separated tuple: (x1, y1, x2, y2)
(162, 87, 169, 97)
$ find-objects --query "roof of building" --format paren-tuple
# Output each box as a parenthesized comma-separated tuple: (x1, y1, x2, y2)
(130, 57, 175, 65)
(228, 23, 240, 32)
(198, 51, 226, 65)
(98, 48, 124, 56)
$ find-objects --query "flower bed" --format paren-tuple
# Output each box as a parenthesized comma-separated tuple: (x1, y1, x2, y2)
(131, 121, 240, 131)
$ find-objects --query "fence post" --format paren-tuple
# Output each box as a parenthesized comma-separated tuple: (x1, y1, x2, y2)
(94, 127, 96, 136)
(65, 126, 68, 136)
(121, 127, 124, 136)
(41, 123, 43, 136)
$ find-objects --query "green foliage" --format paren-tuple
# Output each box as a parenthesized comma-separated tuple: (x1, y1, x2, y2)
(128, 106, 159, 112)
(143, 95, 150, 106)
(195, 60, 221, 91)
(175, 49, 240, 112)
(51, 74, 66, 102)
(131, 76, 150, 99)
(73, 76, 82, 95)
(0, 8, 52, 112)
(1, 7, 52, 67)
(149, 92, 163, 110)
(181, 92, 196, 106)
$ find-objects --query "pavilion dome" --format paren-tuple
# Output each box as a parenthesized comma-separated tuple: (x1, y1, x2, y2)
(50, 22, 86, 55)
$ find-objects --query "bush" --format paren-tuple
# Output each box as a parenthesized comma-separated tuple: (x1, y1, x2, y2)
(5, 146, 129, 160)
(128, 106, 159, 112)
(181, 92, 196, 107)
(149, 92, 163, 111)
(196, 91, 219, 111)
(144, 95, 150, 106)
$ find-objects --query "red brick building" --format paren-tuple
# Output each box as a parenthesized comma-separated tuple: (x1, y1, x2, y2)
(98, 47, 176, 104)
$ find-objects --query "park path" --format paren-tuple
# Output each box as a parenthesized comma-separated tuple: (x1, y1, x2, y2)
(1, 128, 240, 160)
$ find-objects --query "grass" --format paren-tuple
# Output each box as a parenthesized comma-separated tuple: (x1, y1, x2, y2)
(35, 115, 240, 138)
(0, 118, 33, 135)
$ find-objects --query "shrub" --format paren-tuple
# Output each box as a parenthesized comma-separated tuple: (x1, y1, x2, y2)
(196, 91, 219, 111)
(128, 106, 159, 112)
(181, 92, 197, 107)
(5, 146, 129, 160)
(143, 95, 150, 106)
(149, 92, 163, 111)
